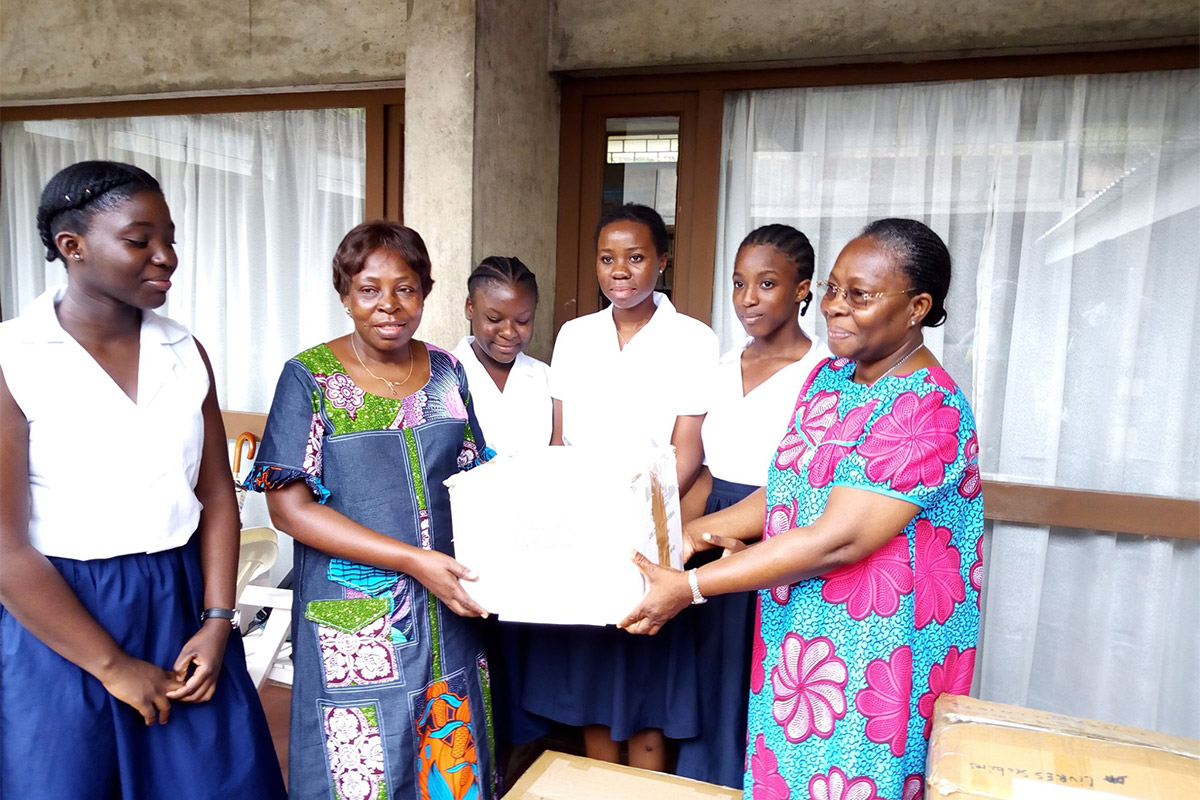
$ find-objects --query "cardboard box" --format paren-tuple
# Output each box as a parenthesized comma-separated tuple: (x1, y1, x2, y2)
(445, 446, 682, 626)
(927, 695, 1200, 800)
(503, 751, 741, 800)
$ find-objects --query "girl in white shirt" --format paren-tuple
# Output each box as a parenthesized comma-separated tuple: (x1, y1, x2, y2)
(525, 203, 718, 771)
(452, 256, 552, 455)
(676, 223, 829, 788)
(0, 161, 284, 798)
(451, 257, 555, 756)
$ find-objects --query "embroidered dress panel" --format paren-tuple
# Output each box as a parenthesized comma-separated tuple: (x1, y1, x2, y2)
(746, 357, 983, 798)
(0, 285, 207, 559)
(451, 336, 552, 454)
(549, 292, 719, 448)
(702, 336, 832, 486)
(246, 342, 494, 800)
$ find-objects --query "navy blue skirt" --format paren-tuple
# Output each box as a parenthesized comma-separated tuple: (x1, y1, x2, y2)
(676, 477, 759, 788)
(0, 537, 286, 800)
(519, 552, 701, 742)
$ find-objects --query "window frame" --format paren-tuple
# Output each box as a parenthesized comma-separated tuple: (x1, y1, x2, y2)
(0, 89, 405, 221)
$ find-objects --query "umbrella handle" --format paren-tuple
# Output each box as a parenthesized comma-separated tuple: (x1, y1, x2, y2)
(233, 432, 258, 476)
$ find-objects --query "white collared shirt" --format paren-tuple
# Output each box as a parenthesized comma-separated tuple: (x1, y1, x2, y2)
(550, 292, 719, 449)
(451, 336, 553, 455)
(0, 286, 208, 559)
(702, 336, 831, 486)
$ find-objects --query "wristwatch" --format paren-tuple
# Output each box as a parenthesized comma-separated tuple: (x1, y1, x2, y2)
(200, 607, 241, 628)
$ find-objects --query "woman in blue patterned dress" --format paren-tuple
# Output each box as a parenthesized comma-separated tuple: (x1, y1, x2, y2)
(247, 222, 496, 800)
(622, 219, 983, 800)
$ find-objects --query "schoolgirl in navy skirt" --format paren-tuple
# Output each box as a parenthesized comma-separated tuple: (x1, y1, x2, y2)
(674, 223, 829, 788)
(523, 204, 719, 770)
(0, 161, 285, 799)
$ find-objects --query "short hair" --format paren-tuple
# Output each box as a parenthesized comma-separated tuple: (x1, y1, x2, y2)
(738, 223, 816, 315)
(467, 256, 539, 302)
(860, 218, 952, 328)
(594, 203, 669, 258)
(332, 221, 434, 297)
(37, 161, 163, 263)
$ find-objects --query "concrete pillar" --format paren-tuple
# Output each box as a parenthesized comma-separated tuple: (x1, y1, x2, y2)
(403, 0, 479, 350)
(403, 0, 559, 358)
(472, 0, 561, 360)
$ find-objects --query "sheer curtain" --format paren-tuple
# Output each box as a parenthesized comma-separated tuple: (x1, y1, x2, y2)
(1, 109, 366, 412)
(716, 70, 1200, 737)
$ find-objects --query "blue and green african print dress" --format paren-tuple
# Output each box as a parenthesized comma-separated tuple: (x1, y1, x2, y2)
(747, 357, 983, 800)
(247, 343, 496, 800)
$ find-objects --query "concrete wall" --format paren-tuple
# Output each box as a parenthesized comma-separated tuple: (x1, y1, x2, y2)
(400, 0, 559, 359)
(472, 0, 560, 359)
(549, 0, 1199, 71)
(0, 0, 409, 102)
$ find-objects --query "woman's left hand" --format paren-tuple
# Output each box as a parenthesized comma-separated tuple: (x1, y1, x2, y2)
(617, 551, 692, 636)
(167, 621, 230, 703)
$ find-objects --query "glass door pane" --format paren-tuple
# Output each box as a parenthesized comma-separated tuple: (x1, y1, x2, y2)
(600, 116, 680, 306)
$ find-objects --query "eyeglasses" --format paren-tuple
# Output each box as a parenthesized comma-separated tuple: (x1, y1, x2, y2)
(817, 280, 917, 310)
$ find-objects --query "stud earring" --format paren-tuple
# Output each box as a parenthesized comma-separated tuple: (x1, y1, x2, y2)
(343, 307, 351, 317)
(72, 253, 81, 261)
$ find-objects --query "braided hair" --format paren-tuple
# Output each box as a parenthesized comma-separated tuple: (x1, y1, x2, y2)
(36, 161, 163, 264)
(467, 256, 538, 302)
(738, 224, 816, 315)
(594, 203, 669, 258)
(860, 218, 952, 328)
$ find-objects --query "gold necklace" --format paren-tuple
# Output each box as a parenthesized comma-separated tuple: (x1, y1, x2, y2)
(350, 335, 414, 396)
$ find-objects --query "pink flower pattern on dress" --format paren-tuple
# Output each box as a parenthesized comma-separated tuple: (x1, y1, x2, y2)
(771, 634, 848, 742)
(751, 597, 767, 693)
(914, 520, 965, 629)
(958, 431, 981, 499)
(443, 386, 468, 420)
(808, 401, 878, 488)
(969, 535, 983, 605)
(317, 615, 400, 688)
(323, 706, 386, 800)
(923, 367, 957, 392)
(856, 391, 961, 491)
(804, 767, 881, 800)
(820, 534, 913, 620)
(902, 774, 924, 800)
(775, 390, 840, 473)
(854, 645, 913, 757)
(318, 371, 366, 419)
(918, 646, 976, 739)
(750, 733, 790, 800)
(765, 499, 799, 604)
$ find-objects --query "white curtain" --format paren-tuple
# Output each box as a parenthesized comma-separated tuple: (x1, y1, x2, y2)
(716, 70, 1200, 738)
(1, 109, 366, 413)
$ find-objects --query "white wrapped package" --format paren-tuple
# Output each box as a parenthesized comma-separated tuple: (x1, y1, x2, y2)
(444, 445, 682, 625)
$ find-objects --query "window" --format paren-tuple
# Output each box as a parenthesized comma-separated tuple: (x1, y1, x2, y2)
(0, 91, 403, 412)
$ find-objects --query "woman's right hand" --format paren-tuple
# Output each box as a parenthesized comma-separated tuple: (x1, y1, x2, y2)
(97, 654, 184, 725)
(412, 550, 490, 619)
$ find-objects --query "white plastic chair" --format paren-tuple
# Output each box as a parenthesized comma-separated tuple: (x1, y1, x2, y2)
(236, 527, 294, 689)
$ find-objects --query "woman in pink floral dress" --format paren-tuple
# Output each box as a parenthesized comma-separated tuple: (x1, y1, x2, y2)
(622, 219, 983, 800)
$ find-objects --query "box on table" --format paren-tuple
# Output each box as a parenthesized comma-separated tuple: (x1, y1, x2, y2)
(927, 694, 1200, 800)
(502, 751, 740, 800)
(445, 445, 682, 626)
